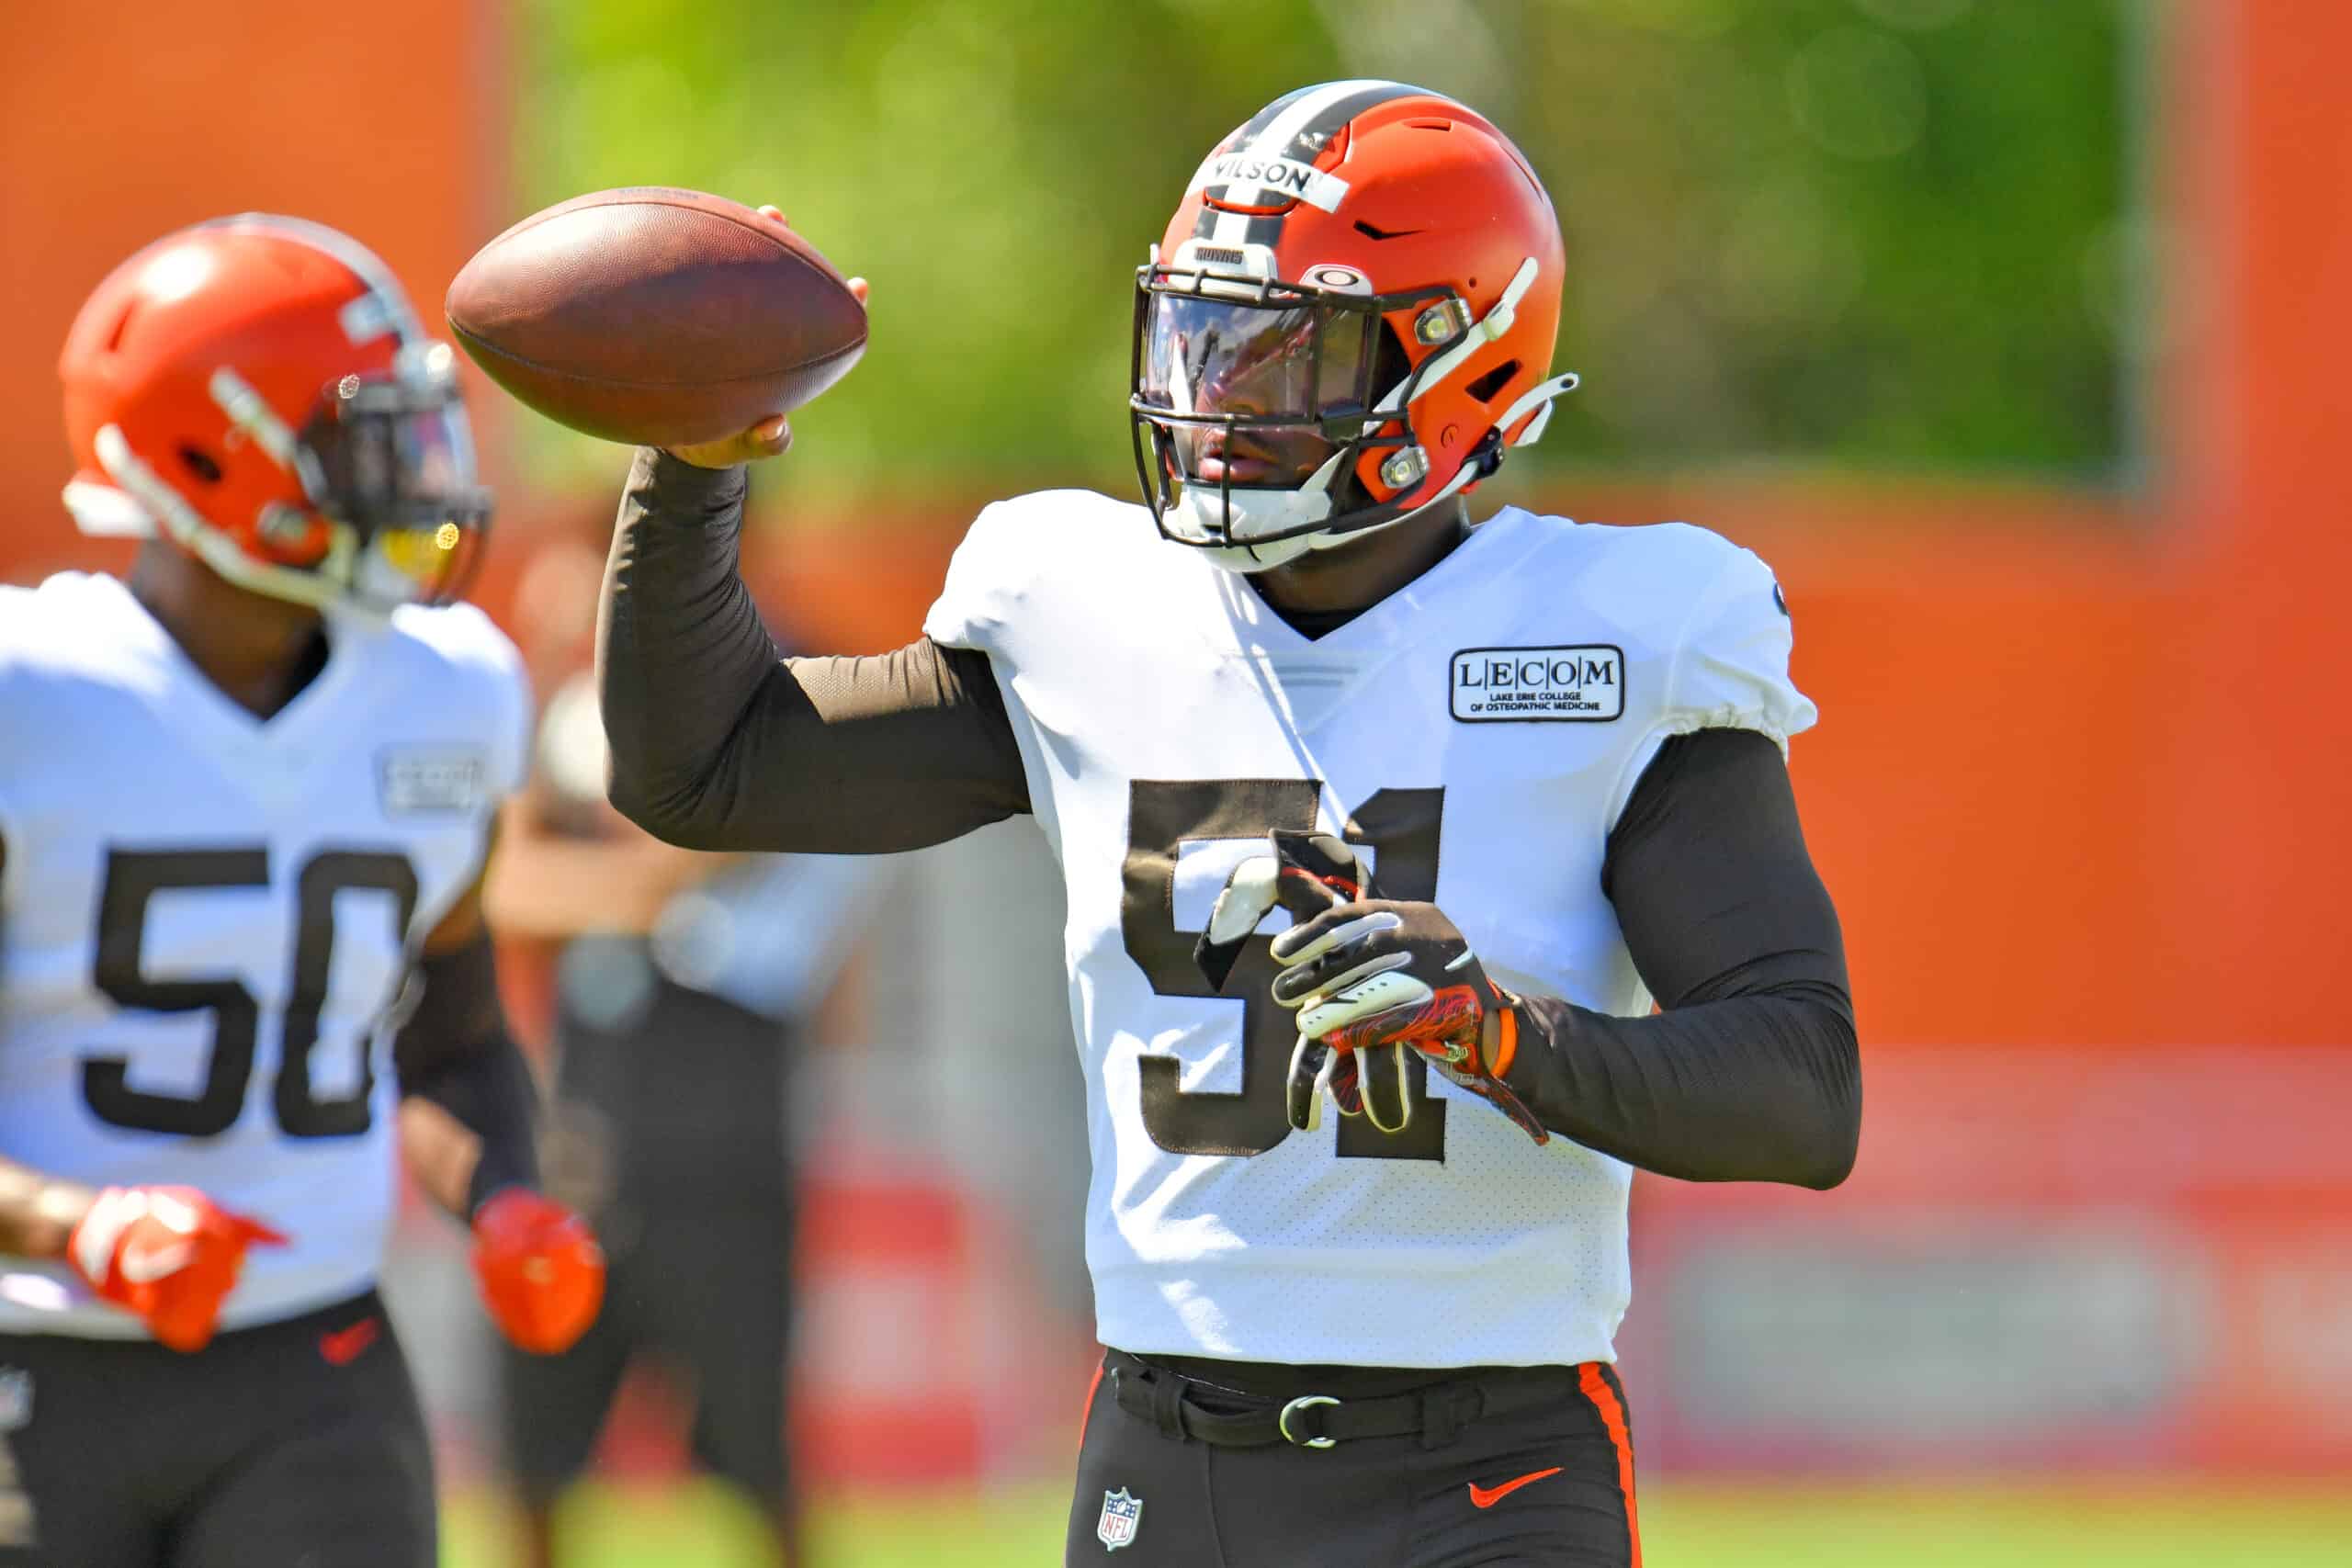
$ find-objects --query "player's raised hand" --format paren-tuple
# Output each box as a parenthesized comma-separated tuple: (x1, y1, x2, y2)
(666, 412, 796, 468)
(668, 205, 870, 469)
(469, 1188, 605, 1354)
(68, 1185, 288, 1352)
(1271, 899, 1551, 1145)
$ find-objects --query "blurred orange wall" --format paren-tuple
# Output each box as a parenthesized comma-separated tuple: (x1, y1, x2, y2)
(0, 0, 511, 585)
(5, 4, 2344, 1054)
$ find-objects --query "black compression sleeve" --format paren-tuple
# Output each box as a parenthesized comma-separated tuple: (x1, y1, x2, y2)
(599, 447, 1031, 852)
(392, 931, 540, 1215)
(1499, 727, 1861, 1188)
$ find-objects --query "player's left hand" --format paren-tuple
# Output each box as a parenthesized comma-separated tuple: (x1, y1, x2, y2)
(1271, 900, 1550, 1145)
(68, 1185, 288, 1352)
(469, 1189, 605, 1354)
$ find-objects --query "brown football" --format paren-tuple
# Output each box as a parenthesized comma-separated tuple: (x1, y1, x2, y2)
(445, 187, 866, 446)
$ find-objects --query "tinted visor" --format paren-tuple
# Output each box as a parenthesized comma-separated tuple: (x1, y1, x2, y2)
(1139, 294, 1375, 421)
(1137, 292, 1377, 481)
(297, 355, 492, 607)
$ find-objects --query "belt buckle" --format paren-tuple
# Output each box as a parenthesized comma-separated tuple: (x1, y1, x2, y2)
(1278, 1393, 1341, 1450)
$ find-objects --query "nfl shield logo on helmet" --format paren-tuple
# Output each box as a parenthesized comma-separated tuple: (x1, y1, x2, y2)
(1096, 1487, 1142, 1551)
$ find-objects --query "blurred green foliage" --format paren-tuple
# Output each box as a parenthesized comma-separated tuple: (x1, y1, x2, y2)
(511, 0, 2134, 496)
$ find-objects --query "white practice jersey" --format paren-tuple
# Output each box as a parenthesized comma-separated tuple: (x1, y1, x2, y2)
(925, 494, 1814, 1369)
(0, 572, 527, 1337)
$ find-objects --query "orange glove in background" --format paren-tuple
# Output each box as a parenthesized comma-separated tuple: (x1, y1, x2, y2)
(470, 1188, 605, 1354)
(68, 1185, 287, 1352)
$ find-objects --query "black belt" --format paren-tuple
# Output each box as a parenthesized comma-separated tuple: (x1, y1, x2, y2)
(1105, 1350, 1567, 1451)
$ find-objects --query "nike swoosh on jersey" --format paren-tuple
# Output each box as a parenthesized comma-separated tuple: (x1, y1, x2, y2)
(1467, 1467, 1564, 1509)
(116, 1238, 195, 1284)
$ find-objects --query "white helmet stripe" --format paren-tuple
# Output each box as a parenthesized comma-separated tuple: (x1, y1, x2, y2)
(1202, 80, 1418, 246)
(207, 368, 300, 468)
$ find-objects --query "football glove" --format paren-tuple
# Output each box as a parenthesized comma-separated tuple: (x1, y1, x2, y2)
(1270, 899, 1550, 1145)
(68, 1185, 287, 1352)
(1193, 829, 1370, 992)
(470, 1189, 605, 1355)
(1194, 830, 1408, 1135)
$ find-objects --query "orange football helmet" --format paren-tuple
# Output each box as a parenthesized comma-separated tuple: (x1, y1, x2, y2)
(1131, 81, 1576, 572)
(58, 215, 490, 611)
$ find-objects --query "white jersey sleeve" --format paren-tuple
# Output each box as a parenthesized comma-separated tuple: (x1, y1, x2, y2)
(919, 504, 1009, 652)
(921, 489, 1152, 861)
(922, 490, 1109, 659)
(1598, 524, 1817, 830)
(1659, 529, 1815, 750)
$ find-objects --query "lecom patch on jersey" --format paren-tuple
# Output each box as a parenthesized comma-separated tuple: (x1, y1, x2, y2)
(1450, 646, 1625, 722)
(378, 748, 489, 814)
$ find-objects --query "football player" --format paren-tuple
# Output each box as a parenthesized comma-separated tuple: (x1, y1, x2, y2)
(598, 83, 1860, 1567)
(0, 216, 605, 1568)
(486, 547, 878, 1568)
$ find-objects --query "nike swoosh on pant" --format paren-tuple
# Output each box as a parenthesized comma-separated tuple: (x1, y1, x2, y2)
(1467, 1467, 1565, 1509)
(319, 1318, 381, 1366)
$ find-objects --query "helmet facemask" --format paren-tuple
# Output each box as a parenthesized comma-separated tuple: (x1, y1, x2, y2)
(286, 345, 494, 611)
(1130, 257, 1450, 573)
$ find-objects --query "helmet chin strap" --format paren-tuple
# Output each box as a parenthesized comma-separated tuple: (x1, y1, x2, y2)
(1195, 527, 1317, 576)
(1174, 448, 1346, 573)
(1302, 452, 1482, 554)
(1182, 370, 1576, 576)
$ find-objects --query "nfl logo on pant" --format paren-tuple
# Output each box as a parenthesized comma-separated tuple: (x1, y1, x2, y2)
(1096, 1487, 1142, 1551)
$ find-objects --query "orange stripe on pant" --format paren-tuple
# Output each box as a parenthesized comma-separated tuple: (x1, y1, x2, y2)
(1577, 1363, 1643, 1568)
(1077, 1359, 1106, 1451)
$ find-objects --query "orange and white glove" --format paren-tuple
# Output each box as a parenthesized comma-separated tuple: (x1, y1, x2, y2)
(1271, 897, 1551, 1146)
(68, 1185, 287, 1352)
(470, 1189, 605, 1354)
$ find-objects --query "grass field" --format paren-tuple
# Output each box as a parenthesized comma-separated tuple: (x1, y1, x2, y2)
(445, 1478, 2352, 1566)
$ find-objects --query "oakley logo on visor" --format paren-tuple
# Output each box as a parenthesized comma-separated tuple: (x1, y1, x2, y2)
(1190, 153, 1352, 214)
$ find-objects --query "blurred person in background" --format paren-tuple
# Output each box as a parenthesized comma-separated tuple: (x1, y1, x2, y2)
(0, 216, 601, 1568)
(598, 82, 1858, 1568)
(489, 526, 878, 1568)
